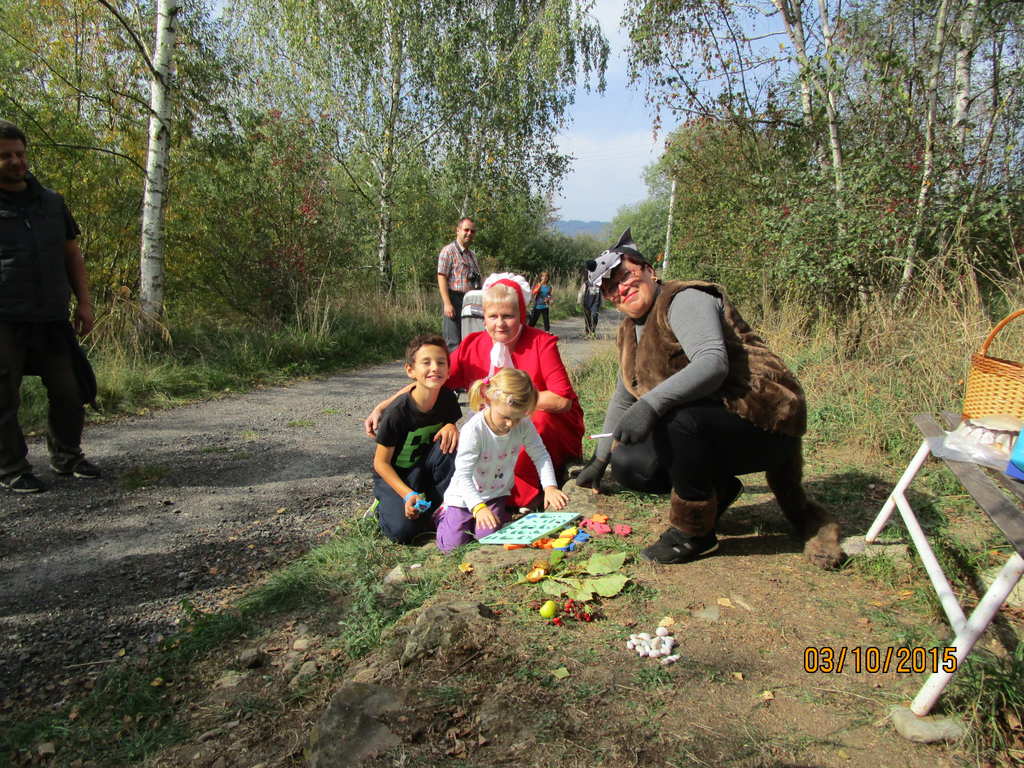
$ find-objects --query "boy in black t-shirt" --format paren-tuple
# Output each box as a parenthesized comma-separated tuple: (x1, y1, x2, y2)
(373, 333, 462, 543)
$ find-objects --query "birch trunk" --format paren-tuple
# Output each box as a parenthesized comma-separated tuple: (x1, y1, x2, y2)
(139, 0, 179, 322)
(954, 0, 979, 155)
(896, 0, 952, 305)
(375, 4, 403, 294)
(772, 0, 813, 128)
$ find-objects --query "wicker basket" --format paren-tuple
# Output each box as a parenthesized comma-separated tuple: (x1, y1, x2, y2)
(962, 308, 1024, 420)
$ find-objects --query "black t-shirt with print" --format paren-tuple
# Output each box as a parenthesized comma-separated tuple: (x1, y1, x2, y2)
(375, 388, 461, 471)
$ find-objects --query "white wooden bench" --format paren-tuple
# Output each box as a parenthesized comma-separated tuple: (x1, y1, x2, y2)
(865, 411, 1024, 716)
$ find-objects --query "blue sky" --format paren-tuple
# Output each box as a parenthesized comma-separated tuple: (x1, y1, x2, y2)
(553, 0, 665, 223)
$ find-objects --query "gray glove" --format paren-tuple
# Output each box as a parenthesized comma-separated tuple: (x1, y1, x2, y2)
(575, 456, 608, 489)
(613, 399, 658, 444)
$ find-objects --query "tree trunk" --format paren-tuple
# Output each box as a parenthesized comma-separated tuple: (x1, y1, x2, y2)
(772, 0, 813, 129)
(139, 0, 179, 323)
(662, 178, 676, 273)
(953, 0, 979, 156)
(896, 0, 952, 305)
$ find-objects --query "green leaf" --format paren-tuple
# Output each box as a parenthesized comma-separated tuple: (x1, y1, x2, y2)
(589, 574, 629, 597)
(541, 579, 567, 597)
(548, 550, 565, 568)
(585, 552, 627, 575)
(564, 583, 595, 602)
(551, 666, 570, 680)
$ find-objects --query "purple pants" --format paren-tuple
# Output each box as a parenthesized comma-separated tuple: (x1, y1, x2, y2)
(435, 496, 513, 553)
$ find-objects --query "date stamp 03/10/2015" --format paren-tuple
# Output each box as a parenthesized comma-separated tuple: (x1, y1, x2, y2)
(803, 646, 958, 675)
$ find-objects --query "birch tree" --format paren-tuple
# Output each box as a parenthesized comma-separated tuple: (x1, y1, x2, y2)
(231, 0, 605, 293)
(135, 0, 180, 322)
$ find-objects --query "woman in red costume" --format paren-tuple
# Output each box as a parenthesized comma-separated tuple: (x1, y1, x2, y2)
(366, 273, 584, 509)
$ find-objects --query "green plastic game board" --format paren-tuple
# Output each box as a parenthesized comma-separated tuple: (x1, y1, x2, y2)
(478, 511, 581, 545)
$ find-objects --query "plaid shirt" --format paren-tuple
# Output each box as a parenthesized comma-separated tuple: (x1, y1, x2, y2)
(436, 241, 481, 293)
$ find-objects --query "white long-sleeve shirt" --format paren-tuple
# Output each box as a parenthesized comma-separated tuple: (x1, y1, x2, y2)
(443, 410, 557, 510)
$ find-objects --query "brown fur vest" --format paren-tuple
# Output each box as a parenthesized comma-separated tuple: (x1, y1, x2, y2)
(617, 280, 806, 437)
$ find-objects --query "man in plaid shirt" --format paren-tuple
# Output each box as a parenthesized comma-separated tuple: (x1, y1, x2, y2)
(436, 217, 482, 352)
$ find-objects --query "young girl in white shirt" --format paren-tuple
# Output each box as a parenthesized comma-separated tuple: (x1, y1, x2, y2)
(436, 368, 568, 552)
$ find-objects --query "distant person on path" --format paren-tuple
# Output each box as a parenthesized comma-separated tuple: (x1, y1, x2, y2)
(577, 272, 602, 336)
(437, 217, 482, 352)
(372, 333, 461, 544)
(528, 271, 553, 332)
(366, 272, 584, 510)
(0, 120, 100, 494)
(435, 368, 567, 552)
(575, 228, 843, 569)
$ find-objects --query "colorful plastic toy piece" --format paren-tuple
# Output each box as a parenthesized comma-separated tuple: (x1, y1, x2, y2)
(590, 513, 609, 524)
(414, 498, 432, 513)
(573, 532, 591, 543)
(613, 524, 632, 536)
(503, 543, 526, 550)
(590, 522, 612, 535)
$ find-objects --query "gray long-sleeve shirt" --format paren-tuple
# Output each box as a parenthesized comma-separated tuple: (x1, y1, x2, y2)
(595, 287, 728, 462)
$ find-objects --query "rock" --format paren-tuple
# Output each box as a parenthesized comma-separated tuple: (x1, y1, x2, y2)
(289, 660, 319, 689)
(980, 564, 1024, 608)
(307, 683, 404, 767)
(690, 605, 720, 622)
(214, 671, 245, 689)
(382, 565, 406, 585)
(293, 637, 312, 652)
(890, 706, 966, 743)
(841, 535, 909, 561)
(399, 601, 497, 667)
(238, 647, 266, 669)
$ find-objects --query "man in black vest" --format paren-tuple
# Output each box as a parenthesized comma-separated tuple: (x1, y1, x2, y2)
(0, 120, 100, 493)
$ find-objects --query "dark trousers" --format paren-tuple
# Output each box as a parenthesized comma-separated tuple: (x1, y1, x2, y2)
(610, 400, 799, 502)
(374, 441, 456, 544)
(0, 322, 84, 478)
(441, 290, 465, 353)
(528, 307, 549, 332)
(583, 294, 601, 334)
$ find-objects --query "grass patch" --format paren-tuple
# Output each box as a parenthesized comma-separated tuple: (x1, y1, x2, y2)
(119, 464, 170, 490)
(0, 517, 449, 766)
(17, 298, 437, 433)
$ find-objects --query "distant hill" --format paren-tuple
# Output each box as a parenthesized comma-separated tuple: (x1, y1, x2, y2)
(552, 220, 608, 238)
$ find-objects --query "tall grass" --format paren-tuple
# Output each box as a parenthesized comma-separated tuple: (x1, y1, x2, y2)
(755, 278, 1024, 461)
(17, 284, 439, 431)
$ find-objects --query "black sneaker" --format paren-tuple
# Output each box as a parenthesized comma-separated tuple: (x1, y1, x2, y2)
(1, 472, 46, 494)
(640, 527, 718, 564)
(51, 458, 101, 479)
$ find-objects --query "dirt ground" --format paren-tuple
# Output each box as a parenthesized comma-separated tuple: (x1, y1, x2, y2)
(1, 312, 1011, 767)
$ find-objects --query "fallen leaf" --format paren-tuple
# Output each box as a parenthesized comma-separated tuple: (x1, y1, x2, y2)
(898, 589, 914, 598)
(68, 708, 79, 721)
(116, 648, 126, 658)
(276, 507, 287, 514)
(1008, 711, 1022, 730)
(759, 690, 774, 701)
(209, 567, 219, 575)
(658, 616, 675, 627)
(458, 562, 474, 574)
(37, 742, 56, 756)
(732, 672, 744, 681)
(150, 677, 164, 687)
(551, 667, 570, 680)
(730, 595, 753, 612)
(857, 617, 871, 625)
(717, 597, 734, 608)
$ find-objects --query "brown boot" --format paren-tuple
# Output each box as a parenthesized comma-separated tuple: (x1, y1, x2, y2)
(765, 445, 845, 569)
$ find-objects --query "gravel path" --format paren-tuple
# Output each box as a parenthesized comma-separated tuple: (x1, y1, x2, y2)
(0, 314, 614, 709)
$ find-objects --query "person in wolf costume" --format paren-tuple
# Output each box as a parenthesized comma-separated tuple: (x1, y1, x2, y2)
(576, 229, 843, 568)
